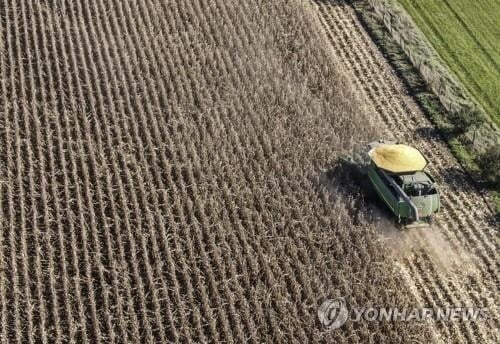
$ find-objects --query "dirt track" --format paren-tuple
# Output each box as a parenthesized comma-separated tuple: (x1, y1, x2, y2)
(313, 1, 498, 342)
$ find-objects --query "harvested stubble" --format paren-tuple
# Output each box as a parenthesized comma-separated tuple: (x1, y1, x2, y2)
(0, 0, 429, 343)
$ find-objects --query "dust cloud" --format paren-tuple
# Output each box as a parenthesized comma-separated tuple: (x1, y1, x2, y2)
(378, 223, 478, 275)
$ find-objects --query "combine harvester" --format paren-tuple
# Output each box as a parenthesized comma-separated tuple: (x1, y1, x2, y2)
(366, 140, 440, 228)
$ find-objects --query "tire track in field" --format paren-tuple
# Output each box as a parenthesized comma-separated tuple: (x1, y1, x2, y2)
(312, 0, 498, 341)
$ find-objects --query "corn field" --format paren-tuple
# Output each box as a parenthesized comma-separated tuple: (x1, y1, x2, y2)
(0, 0, 497, 343)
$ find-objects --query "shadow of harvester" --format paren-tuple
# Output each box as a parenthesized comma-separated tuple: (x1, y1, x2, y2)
(315, 158, 395, 226)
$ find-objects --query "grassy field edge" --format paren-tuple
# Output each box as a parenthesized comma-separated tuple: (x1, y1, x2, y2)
(349, 0, 499, 214)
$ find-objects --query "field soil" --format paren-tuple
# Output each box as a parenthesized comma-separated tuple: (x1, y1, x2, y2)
(0, 0, 497, 343)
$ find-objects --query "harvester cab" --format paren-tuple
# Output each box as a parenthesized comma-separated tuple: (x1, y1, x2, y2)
(398, 173, 437, 197)
(365, 140, 440, 228)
